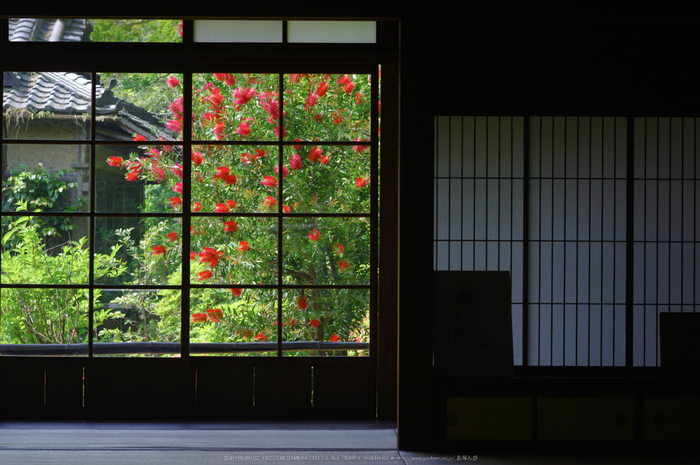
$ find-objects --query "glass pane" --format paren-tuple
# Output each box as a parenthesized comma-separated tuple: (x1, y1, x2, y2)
(8, 19, 182, 43)
(93, 217, 182, 286)
(190, 216, 278, 285)
(9, 19, 92, 42)
(282, 217, 371, 286)
(95, 289, 181, 357)
(287, 21, 376, 44)
(193, 20, 282, 43)
(192, 73, 279, 141)
(1, 216, 90, 284)
(90, 20, 182, 43)
(97, 73, 183, 141)
(3, 72, 91, 140)
(282, 145, 370, 214)
(2, 145, 89, 212)
(189, 288, 277, 356)
(191, 145, 278, 213)
(283, 73, 372, 142)
(282, 288, 370, 357)
(1, 287, 89, 354)
(95, 144, 183, 213)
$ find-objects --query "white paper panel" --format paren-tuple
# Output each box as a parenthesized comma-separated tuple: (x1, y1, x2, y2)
(287, 21, 376, 43)
(193, 20, 283, 43)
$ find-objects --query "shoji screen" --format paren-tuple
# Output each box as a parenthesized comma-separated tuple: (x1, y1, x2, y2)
(434, 116, 700, 369)
(633, 118, 700, 367)
(528, 117, 627, 367)
(434, 116, 526, 365)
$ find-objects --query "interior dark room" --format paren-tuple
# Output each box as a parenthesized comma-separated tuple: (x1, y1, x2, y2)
(1, 1, 699, 463)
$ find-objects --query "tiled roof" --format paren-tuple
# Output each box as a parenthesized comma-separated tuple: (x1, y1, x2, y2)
(3, 72, 175, 140)
(3, 72, 94, 114)
(8, 18, 92, 42)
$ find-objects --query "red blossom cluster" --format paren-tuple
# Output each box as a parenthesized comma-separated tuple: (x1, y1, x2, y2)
(109, 71, 373, 345)
(199, 247, 224, 267)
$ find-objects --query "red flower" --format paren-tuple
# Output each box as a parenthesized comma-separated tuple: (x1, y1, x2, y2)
(172, 164, 183, 178)
(207, 92, 224, 109)
(167, 232, 178, 242)
(197, 270, 213, 281)
(170, 197, 183, 209)
(230, 288, 243, 297)
(320, 155, 330, 164)
(107, 156, 123, 167)
(283, 205, 291, 213)
(166, 76, 180, 88)
(353, 143, 368, 153)
(214, 166, 230, 180)
(309, 319, 320, 328)
(226, 199, 236, 209)
(263, 196, 277, 208)
(259, 92, 280, 122)
(232, 87, 257, 106)
(191, 150, 203, 165)
(262, 175, 278, 187)
(190, 251, 197, 260)
(134, 134, 147, 142)
(338, 75, 355, 94)
(298, 296, 308, 310)
(166, 119, 182, 132)
(289, 153, 302, 170)
(173, 182, 183, 194)
(215, 203, 229, 213)
(334, 243, 344, 254)
(356, 176, 368, 188)
(316, 82, 330, 97)
(214, 121, 226, 140)
(238, 241, 250, 252)
(152, 245, 166, 255)
(199, 247, 223, 267)
(213, 73, 235, 86)
(255, 333, 267, 342)
(274, 165, 289, 178)
(192, 201, 202, 212)
(191, 313, 207, 323)
(125, 171, 139, 182)
(224, 221, 238, 232)
(206, 308, 223, 323)
(308, 146, 323, 163)
(309, 229, 321, 242)
(305, 92, 318, 111)
(330, 334, 340, 342)
(236, 120, 251, 138)
(146, 147, 161, 158)
(215, 167, 237, 185)
(338, 260, 350, 272)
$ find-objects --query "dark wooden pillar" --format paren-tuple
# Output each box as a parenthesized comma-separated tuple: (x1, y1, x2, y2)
(397, 13, 435, 451)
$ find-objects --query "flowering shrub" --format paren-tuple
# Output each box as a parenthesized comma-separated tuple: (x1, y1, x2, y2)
(105, 70, 377, 355)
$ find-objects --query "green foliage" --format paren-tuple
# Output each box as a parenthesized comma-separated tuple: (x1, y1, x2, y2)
(1, 163, 85, 242)
(1, 204, 126, 344)
(99, 73, 183, 122)
(89, 19, 181, 43)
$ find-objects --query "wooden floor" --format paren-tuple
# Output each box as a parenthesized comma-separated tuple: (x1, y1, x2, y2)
(0, 422, 697, 464)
